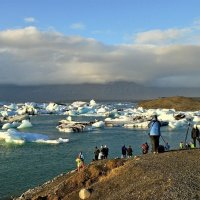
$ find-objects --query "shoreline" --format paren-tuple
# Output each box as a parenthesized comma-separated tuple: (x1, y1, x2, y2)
(14, 148, 200, 200)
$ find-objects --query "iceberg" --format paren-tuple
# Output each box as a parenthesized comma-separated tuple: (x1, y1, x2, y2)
(2, 122, 20, 130)
(17, 120, 32, 129)
(92, 121, 105, 128)
(0, 129, 69, 144)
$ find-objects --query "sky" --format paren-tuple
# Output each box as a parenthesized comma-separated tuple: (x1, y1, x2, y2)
(0, 0, 200, 87)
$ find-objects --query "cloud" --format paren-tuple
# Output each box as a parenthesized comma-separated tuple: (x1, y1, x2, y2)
(69, 23, 85, 30)
(0, 26, 200, 87)
(134, 28, 191, 45)
(24, 17, 36, 23)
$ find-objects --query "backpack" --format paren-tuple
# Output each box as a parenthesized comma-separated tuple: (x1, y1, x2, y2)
(158, 145, 165, 153)
(142, 143, 149, 154)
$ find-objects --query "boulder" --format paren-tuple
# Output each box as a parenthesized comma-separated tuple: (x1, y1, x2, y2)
(79, 188, 91, 199)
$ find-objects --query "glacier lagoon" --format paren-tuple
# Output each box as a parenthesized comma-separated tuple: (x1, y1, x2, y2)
(0, 101, 195, 199)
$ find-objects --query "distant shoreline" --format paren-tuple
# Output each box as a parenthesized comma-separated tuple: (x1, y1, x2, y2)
(138, 96, 200, 111)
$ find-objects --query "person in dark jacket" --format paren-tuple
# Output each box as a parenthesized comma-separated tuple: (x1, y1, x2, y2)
(104, 145, 109, 159)
(191, 125, 200, 147)
(127, 145, 133, 158)
(94, 146, 100, 161)
(148, 115, 161, 153)
(121, 145, 127, 158)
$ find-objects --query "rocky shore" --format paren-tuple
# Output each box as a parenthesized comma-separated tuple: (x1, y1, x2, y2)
(16, 149, 200, 200)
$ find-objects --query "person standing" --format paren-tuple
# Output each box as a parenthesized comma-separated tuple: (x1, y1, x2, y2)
(104, 145, 109, 159)
(94, 146, 100, 161)
(121, 145, 127, 158)
(79, 151, 85, 167)
(191, 124, 199, 148)
(76, 155, 83, 172)
(127, 145, 133, 158)
(99, 145, 104, 159)
(148, 115, 161, 153)
(141, 142, 149, 154)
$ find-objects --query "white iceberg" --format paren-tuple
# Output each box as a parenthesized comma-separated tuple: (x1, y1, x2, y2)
(0, 129, 69, 144)
(17, 120, 32, 129)
(2, 122, 20, 130)
(92, 121, 105, 128)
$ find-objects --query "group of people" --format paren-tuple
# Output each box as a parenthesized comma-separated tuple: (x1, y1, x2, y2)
(94, 145, 109, 160)
(75, 114, 200, 171)
(121, 145, 133, 158)
(149, 114, 200, 152)
(180, 124, 200, 149)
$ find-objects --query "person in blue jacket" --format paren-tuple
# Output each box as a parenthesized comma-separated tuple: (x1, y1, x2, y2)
(148, 115, 161, 153)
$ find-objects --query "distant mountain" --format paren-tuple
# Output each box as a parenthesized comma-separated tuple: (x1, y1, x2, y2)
(0, 81, 200, 102)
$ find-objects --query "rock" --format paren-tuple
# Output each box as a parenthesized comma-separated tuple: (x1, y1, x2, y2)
(79, 188, 91, 199)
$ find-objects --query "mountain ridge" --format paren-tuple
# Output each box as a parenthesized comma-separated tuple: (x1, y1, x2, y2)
(1, 81, 200, 102)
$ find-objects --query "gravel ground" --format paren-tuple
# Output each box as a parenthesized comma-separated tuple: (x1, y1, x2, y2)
(16, 149, 200, 200)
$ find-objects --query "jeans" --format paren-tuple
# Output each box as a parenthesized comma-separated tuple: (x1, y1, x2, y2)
(150, 135, 160, 152)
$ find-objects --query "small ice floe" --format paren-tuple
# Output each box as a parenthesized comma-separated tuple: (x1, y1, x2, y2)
(45, 102, 60, 113)
(17, 120, 32, 129)
(89, 99, 96, 107)
(36, 138, 69, 144)
(168, 119, 188, 129)
(57, 123, 94, 133)
(57, 117, 95, 133)
(77, 106, 92, 115)
(158, 113, 174, 122)
(0, 129, 69, 144)
(0, 110, 16, 117)
(4, 103, 18, 111)
(105, 116, 133, 127)
(124, 121, 149, 129)
(2, 122, 20, 130)
(97, 107, 107, 114)
(71, 101, 87, 108)
(92, 120, 105, 128)
(193, 116, 200, 123)
(17, 104, 37, 115)
(106, 109, 120, 118)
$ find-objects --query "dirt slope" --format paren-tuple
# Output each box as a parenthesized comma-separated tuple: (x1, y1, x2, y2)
(16, 149, 200, 200)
